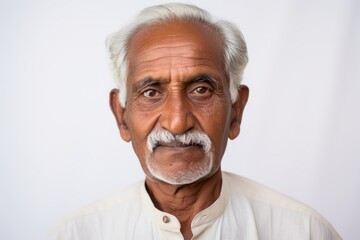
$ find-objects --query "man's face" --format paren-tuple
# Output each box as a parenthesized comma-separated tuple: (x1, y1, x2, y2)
(111, 21, 248, 185)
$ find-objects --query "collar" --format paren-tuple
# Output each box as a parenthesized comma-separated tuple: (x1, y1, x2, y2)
(140, 172, 230, 232)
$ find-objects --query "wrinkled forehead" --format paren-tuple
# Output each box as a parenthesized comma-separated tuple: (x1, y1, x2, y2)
(126, 20, 225, 68)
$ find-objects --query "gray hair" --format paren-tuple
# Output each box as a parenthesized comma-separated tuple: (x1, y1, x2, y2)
(147, 130, 212, 153)
(107, 3, 248, 107)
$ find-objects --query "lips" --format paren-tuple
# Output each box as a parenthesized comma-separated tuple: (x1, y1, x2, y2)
(153, 141, 203, 151)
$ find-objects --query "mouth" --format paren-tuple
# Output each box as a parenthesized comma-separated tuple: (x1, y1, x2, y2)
(153, 141, 203, 152)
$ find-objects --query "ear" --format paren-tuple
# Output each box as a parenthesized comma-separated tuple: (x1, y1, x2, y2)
(109, 89, 131, 142)
(228, 85, 249, 140)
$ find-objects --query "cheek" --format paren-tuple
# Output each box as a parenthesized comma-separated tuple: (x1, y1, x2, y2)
(126, 106, 159, 152)
(127, 102, 154, 131)
(197, 99, 232, 146)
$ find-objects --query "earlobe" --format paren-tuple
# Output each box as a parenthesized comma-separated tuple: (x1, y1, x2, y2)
(109, 89, 131, 142)
(228, 85, 249, 140)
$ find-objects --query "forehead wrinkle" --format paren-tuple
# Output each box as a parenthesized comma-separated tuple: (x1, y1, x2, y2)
(131, 56, 220, 79)
(130, 37, 221, 62)
(132, 50, 222, 71)
(136, 55, 219, 65)
(133, 64, 223, 84)
(137, 45, 220, 61)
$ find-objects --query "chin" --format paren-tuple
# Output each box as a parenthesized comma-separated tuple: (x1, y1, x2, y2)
(145, 152, 214, 185)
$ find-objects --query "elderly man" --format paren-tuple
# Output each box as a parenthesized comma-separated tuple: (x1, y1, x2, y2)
(48, 3, 341, 240)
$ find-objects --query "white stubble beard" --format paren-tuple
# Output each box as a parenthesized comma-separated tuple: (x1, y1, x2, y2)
(145, 150, 214, 185)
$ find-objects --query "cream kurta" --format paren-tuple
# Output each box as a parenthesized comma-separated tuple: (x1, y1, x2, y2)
(47, 172, 341, 239)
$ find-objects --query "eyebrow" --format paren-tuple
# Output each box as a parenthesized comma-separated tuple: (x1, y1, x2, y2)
(132, 78, 160, 92)
(190, 74, 219, 87)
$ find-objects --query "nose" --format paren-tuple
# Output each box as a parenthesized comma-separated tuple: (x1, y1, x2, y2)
(159, 94, 196, 135)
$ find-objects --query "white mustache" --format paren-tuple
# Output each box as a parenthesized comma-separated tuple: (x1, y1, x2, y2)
(147, 130, 212, 153)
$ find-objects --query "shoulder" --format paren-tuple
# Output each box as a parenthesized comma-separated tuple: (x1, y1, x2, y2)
(68, 180, 144, 219)
(46, 180, 145, 240)
(222, 171, 342, 239)
(223, 171, 314, 212)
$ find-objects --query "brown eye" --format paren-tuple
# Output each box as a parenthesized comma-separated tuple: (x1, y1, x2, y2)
(192, 86, 213, 96)
(194, 86, 209, 94)
(143, 89, 159, 98)
(189, 85, 213, 101)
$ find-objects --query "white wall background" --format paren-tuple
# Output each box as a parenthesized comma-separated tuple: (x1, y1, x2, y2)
(1, 0, 359, 239)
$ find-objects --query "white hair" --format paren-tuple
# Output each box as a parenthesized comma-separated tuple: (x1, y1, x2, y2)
(107, 2, 248, 107)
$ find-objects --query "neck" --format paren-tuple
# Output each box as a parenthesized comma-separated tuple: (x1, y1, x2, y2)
(145, 169, 222, 239)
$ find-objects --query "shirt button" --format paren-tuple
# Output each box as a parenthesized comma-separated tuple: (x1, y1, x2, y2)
(162, 216, 170, 223)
